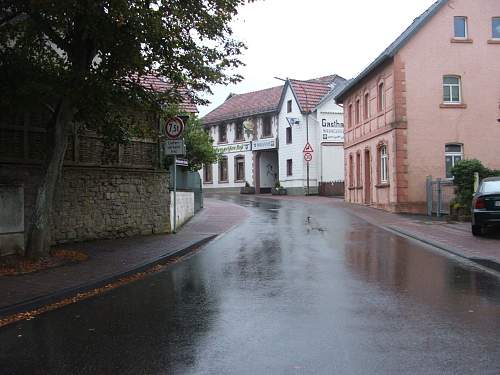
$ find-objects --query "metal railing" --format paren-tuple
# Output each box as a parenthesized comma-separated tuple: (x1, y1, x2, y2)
(426, 176, 456, 217)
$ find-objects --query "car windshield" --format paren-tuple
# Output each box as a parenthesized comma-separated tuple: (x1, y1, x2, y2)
(481, 181, 500, 193)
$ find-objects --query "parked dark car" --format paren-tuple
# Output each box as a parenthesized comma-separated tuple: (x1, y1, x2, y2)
(471, 177, 500, 236)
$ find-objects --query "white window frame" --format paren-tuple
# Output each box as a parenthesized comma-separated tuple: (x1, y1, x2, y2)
(234, 156, 245, 182)
(380, 146, 388, 184)
(454, 16, 468, 39)
(445, 144, 463, 179)
(443, 76, 462, 104)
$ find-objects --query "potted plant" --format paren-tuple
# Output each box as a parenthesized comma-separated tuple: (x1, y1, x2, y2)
(271, 181, 287, 195)
(240, 181, 255, 195)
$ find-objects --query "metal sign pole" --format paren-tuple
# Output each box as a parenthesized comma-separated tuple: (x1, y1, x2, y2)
(306, 113, 310, 196)
(173, 154, 177, 233)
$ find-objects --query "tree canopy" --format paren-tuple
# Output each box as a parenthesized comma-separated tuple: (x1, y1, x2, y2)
(0, 0, 250, 256)
(0, 0, 247, 133)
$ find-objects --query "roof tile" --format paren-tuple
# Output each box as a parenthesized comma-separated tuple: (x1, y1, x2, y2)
(202, 85, 283, 125)
(138, 75, 198, 113)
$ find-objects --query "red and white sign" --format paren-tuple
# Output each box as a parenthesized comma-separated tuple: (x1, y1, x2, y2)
(164, 117, 185, 139)
(304, 152, 313, 162)
(303, 142, 314, 153)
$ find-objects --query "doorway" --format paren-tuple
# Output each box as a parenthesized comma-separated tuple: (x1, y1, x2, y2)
(255, 150, 279, 194)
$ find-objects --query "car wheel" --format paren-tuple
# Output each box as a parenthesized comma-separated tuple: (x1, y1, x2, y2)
(472, 224, 482, 236)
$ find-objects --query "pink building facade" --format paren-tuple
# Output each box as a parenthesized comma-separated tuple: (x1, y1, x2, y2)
(335, 0, 500, 213)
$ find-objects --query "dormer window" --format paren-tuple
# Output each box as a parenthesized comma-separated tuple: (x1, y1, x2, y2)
(454, 16, 468, 38)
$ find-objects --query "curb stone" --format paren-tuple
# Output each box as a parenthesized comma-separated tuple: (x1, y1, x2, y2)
(387, 225, 500, 276)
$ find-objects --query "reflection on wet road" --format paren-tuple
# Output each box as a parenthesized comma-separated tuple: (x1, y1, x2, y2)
(1, 195, 500, 374)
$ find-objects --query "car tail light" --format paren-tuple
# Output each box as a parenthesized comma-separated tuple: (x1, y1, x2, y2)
(475, 197, 486, 210)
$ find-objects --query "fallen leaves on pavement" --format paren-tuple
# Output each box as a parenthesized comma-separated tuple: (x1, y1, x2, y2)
(0, 250, 89, 277)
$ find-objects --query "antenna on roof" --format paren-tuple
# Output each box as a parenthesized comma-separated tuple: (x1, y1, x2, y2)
(274, 77, 287, 82)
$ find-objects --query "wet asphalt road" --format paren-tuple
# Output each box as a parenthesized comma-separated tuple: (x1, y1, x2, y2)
(1, 195, 500, 375)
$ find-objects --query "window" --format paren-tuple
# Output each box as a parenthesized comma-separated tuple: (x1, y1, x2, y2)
(349, 155, 354, 187)
(262, 116, 272, 137)
(203, 164, 213, 183)
(355, 99, 360, 124)
(286, 126, 292, 144)
(356, 153, 361, 187)
(218, 124, 227, 143)
(235, 156, 245, 182)
(286, 159, 293, 176)
(443, 76, 461, 104)
(219, 157, 228, 182)
(492, 18, 500, 39)
(235, 121, 244, 141)
(445, 144, 463, 179)
(348, 104, 353, 128)
(287, 100, 292, 113)
(363, 93, 370, 120)
(481, 180, 500, 193)
(454, 16, 468, 38)
(378, 83, 385, 112)
(380, 146, 388, 183)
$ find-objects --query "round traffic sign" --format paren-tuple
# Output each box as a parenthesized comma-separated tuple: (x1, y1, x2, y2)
(164, 117, 185, 139)
(304, 152, 313, 162)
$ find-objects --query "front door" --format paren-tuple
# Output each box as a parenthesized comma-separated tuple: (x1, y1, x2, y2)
(364, 150, 371, 205)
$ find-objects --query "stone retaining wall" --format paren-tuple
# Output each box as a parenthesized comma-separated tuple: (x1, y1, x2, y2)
(0, 164, 170, 246)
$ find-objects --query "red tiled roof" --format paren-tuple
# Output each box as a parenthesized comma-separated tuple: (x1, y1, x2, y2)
(306, 75, 339, 85)
(138, 75, 198, 113)
(289, 80, 332, 112)
(202, 85, 283, 125)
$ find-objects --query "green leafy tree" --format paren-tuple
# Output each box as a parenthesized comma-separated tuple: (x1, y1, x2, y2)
(183, 116, 220, 172)
(452, 159, 500, 210)
(0, 0, 250, 257)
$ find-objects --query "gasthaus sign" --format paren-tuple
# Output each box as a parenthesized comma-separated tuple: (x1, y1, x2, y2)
(321, 118, 344, 142)
(215, 142, 252, 154)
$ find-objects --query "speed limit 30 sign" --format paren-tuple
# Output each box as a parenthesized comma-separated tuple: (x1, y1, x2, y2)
(164, 117, 185, 139)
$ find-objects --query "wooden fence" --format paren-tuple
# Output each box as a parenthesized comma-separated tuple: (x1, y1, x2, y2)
(319, 180, 345, 197)
(0, 110, 159, 170)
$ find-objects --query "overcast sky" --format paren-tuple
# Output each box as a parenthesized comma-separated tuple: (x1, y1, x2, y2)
(198, 0, 437, 117)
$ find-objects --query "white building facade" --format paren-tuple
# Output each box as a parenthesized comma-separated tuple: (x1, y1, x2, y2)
(201, 86, 282, 193)
(201, 76, 346, 195)
(277, 77, 346, 195)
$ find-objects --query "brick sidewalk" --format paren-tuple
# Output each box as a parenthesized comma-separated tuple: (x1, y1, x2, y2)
(258, 194, 500, 266)
(0, 198, 249, 317)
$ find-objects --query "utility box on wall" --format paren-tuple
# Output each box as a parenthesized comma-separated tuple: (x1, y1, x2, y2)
(0, 185, 25, 256)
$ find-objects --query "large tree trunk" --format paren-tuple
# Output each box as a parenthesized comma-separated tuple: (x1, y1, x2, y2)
(25, 99, 74, 258)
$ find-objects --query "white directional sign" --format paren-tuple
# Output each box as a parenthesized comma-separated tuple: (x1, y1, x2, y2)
(164, 139, 185, 155)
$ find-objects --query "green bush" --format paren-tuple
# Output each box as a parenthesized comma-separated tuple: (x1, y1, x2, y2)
(452, 159, 500, 209)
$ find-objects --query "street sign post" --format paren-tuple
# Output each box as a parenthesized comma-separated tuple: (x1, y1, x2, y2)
(164, 139, 186, 155)
(303, 142, 314, 153)
(303, 142, 314, 195)
(164, 117, 185, 140)
(163, 117, 185, 234)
